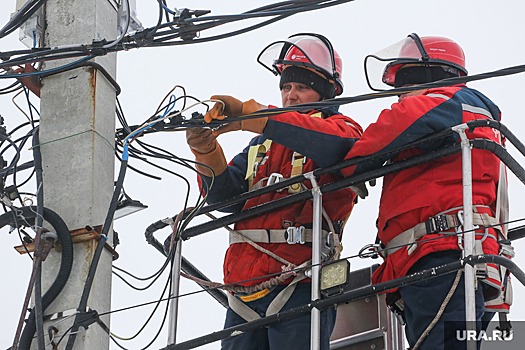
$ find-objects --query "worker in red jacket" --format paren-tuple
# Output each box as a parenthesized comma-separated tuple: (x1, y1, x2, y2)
(186, 33, 362, 349)
(342, 34, 512, 349)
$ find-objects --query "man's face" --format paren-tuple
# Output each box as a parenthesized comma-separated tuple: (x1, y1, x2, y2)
(281, 82, 322, 107)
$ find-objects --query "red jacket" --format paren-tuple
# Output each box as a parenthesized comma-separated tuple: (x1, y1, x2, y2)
(342, 85, 504, 287)
(201, 107, 362, 286)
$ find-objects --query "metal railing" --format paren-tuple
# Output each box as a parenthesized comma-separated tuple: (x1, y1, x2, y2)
(154, 120, 525, 349)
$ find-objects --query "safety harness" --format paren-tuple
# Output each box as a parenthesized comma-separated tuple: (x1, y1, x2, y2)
(381, 206, 501, 258)
(227, 117, 347, 321)
(380, 132, 514, 340)
(176, 111, 342, 322)
(226, 205, 343, 322)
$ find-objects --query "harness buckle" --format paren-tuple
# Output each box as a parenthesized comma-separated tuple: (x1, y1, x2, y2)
(291, 152, 306, 165)
(286, 226, 306, 244)
(267, 173, 284, 186)
(424, 214, 451, 234)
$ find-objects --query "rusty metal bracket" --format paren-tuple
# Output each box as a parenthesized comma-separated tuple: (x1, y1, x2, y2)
(14, 225, 119, 260)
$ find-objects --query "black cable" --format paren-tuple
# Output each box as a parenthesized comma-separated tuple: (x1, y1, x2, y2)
(2, 206, 74, 350)
(115, 149, 162, 180)
(39, 61, 122, 95)
(112, 256, 172, 291)
(0, 0, 46, 39)
(7, 120, 38, 138)
(110, 335, 129, 350)
(22, 86, 37, 127)
(32, 126, 46, 349)
(113, 263, 167, 282)
(146, 0, 167, 40)
(14, 167, 35, 189)
(0, 0, 353, 67)
(2, 130, 34, 190)
(0, 51, 93, 72)
(111, 266, 173, 346)
(152, 0, 345, 35)
(0, 134, 21, 185)
(144, 1, 351, 46)
(0, 160, 34, 178)
(0, 81, 23, 95)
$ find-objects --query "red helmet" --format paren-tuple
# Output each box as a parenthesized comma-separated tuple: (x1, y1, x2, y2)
(258, 33, 343, 96)
(382, 34, 467, 86)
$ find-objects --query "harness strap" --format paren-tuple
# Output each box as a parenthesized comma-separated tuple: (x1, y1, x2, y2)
(286, 112, 322, 194)
(227, 264, 309, 322)
(230, 228, 329, 245)
(246, 113, 324, 193)
(383, 211, 500, 257)
(246, 139, 273, 190)
(288, 152, 305, 193)
(266, 273, 307, 315)
(227, 293, 261, 322)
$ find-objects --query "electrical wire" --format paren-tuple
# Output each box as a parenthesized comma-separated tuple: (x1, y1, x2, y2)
(0, 1, 354, 70)
(0, 0, 520, 344)
(0, 0, 46, 39)
(109, 267, 172, 345)
(31, 126, 46, 349)
(109, 210, 203, 347)
(0, 81, 23, 95)
(65, 90, 201, 349)
(108, 111, 213, 344)
(113, 256, 172, 291)
(146, 0, 351, 45)
(113, 263, 168, 282)
(5, 206, 74, 350)
(0, 134, 21, 186)
(0, 55, 95, 79)
(103, 0, 131, 49)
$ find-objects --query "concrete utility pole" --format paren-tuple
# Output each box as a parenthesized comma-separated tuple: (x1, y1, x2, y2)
(37, 0, 118, 348)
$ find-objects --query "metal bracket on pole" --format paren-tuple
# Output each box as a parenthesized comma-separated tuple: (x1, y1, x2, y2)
(452, 123, 477, 350)
(168, 238, 183, 345)
(304, 171, 322, 350)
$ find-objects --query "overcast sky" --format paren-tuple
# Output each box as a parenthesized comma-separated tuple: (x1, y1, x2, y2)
(1, 1, 525, 349)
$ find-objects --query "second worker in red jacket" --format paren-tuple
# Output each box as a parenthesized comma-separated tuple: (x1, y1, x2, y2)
(342, 34, 513, 350)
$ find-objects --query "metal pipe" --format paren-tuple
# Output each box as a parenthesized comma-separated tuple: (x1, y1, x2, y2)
(386, 309, 405, 350)
(305, 172, 322, 350)
(452, 124, 477, 350)
(168, 239, 183, 345)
